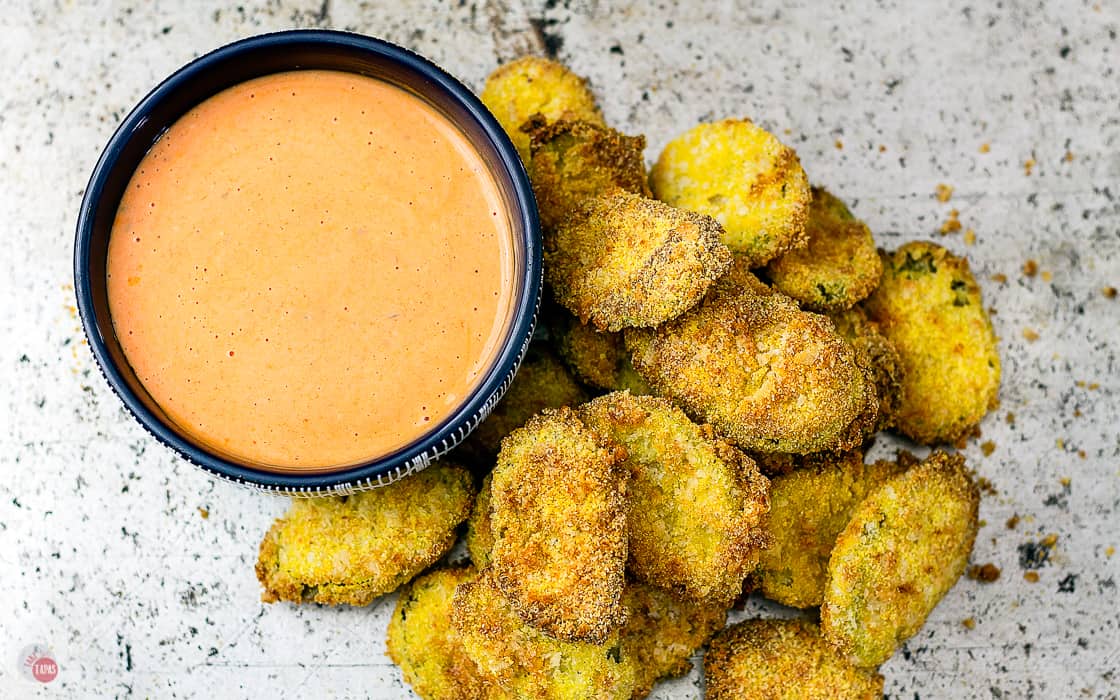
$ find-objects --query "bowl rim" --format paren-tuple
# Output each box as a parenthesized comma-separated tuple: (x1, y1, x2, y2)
(74, 29, 540, 495)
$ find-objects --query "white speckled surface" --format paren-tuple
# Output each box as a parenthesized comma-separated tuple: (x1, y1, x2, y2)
(2, 1, 1119, 698)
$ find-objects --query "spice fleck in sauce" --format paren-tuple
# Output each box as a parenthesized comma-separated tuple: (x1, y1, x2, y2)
(107, 70, 515, 470)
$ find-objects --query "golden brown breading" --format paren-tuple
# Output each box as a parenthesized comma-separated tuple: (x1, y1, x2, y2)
(553, 310, 653, 394)
(705, 619, 884, 699)
(765, 188, 882, 311)
(821, 451, 980, 668)
(465, 473, 494, 569)
(625, 266, 876, 454)
(461, 344, 587, 463)
(255, 462, 474, 606)
(524, 117, 650, 231)
(650, 118, 811, 267)
(755, 453, 905, 608)
(452, 569, 636, 699)
(829, 306, 904, 433)
(547, 191, 732, 331)
(480, 56, 605, 160)
(620, 582, 727, 699)
(578, 392, 770, 604)
(863, 241, 1000, 445)
(489, 407, 629, 643)
(387, 566, 506, 700)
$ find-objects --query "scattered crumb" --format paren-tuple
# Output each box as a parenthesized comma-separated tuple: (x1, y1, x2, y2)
(879, 144, 887, 152)
(1024, 158, 1036, 175)
(962, 617, 977, 630)
(1089, 382, 1100, 390)
(981, 441, 997, 456)
(1104, 286, 1117, 299)
(835, 139, 844, 150)
(1064, 150, 1074, 162)
(1006, 412, 1016, 425)
(1077, 450, 1086, 459)
(198, 507, 209, 519)
(1060, 477, 1071, 488)
(1041, 533, 1059, 548)
(936, 183, 954, 202)
(940, 209, 962, 234)
(991, 273, 1008, 284)
(1106, 546, 1115, 558)
(1041, 270, 1053, 282)
(1023, 328, 1040, 342)
(976, 476, 998, 496)
(1056, 438, 1066, 449)
(1024, 571, 1040, 583)
(1074, 409, 1082, 417)
(979, 142, 991, 153)
(1006, 514, 1021, 529)
(964, 228, 976, 245)
(1076, 380, 1086, 388)
(968, 563, 1002, 582)
(1022, 259, 1039, 277)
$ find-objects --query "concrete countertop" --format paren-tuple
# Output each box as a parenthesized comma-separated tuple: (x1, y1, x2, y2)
(1, 1, 1118, 697)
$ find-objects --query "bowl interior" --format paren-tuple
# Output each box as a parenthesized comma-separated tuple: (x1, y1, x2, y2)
(76, 32, 538, 492)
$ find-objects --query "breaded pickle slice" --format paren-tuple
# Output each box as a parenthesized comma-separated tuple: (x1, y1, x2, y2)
(490, 407, 629, 643)
(452, 569, 636, 700)
(554, 311, 652, 394)
(626, 267, 875, 454)
(255, 462, 474, 606)
(766, 188, 882, 311)
(547, 191, 732, 331)
(465, 473, 495, 569)
(829, 306, 904, 433)
(525, 117, 650, 231)
(578, 392, 770, 603)
(462, 344, 587, 462)
(387, 566, 506, 700)
(821, 451, 980, 668)
(755, 453, 905, 608)
(650, 118, 811, 267)
(863, 241, 1000, 444)
(621, 582, 727, 699)
(705, 619, 884, 700)
(480, 56, 604, 160)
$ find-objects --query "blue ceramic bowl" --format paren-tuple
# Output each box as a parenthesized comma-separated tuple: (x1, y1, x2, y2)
(74, 30, 541, 495)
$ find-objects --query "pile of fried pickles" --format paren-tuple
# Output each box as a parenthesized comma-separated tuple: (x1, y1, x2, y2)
(254, 56, 1001, 699)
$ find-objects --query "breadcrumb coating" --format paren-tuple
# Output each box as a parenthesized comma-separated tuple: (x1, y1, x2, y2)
(863, 241, 1001, 444)
(578, 392, 770, 604)
(466, 473, 495, 569)
(829, 306, 905, 434)
(547, 191, 732, 331)
(705, 619, 884, 699)
(626, 266, 875, 454)
(452, 569, 636, 699)
(755, 453, 905, 608)
(766, 188, 882, 311)
(489, 407, 629, 643)
(480, 56, 604, 160)
(255, 462, 474, 606)
(525, 117, 650, 231)
(387, 566, 507, 699)
(554, 311, 653, 394)
(650, 118, 811, 267)
(821, 451, 980, 667)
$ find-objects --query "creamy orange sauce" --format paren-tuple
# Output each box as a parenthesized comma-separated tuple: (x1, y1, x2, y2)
(107, 70, 515, 470)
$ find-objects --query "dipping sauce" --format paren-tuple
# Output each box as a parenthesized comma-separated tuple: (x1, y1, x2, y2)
(107, 70, 515, 470)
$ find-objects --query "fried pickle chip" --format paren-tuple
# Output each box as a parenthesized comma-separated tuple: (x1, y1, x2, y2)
(461, 344, 587, 463)
(524, 117, 650, 231)
(626, 266, 875, 454)
(755, 453, 905, 608)
(578, 392, 770, 603)
(821, 451, 980, 667)
(863, 241, 1000, 444)
(705, 619, 884, 699)
(452, 569, 636, 700)
(255, 462, 474, 606)
(621, 582, 727, 699)
(650, 118, 811, 267)
(765, 188, 882, 311)
(489, 407, 629, 643)
(829, 306, 904, 433)
(554, 310, 653, 394)
(480, 56, 605, 160)
(547, 191, 732, 331)
(387, 566, 505, 700)
(465, 473, 494, 569)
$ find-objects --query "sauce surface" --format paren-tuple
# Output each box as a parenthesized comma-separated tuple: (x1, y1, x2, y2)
(107, 70, 515, 470)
